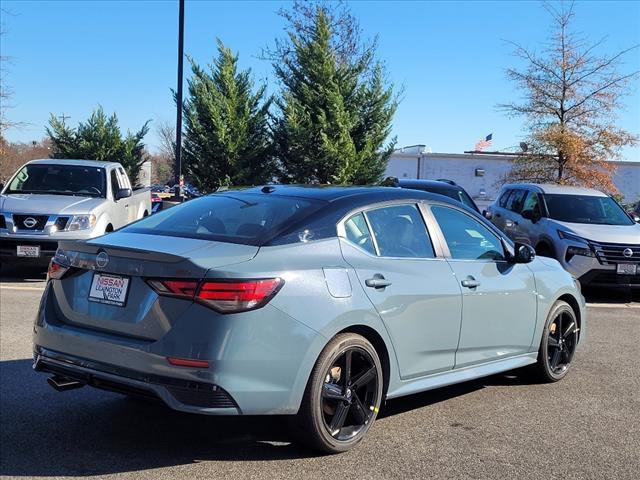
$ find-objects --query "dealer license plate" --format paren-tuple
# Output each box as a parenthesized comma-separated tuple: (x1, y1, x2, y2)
(16, 245, 40, 257)
(616, 263, 637, 275)
(88, 273, 130, 307)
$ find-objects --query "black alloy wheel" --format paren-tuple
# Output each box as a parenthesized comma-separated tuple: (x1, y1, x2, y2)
(294, 333, 383, 453)
(531, 300, 579, 382)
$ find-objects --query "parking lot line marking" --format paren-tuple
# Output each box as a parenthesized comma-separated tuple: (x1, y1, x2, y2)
(0, 285, 46, 292)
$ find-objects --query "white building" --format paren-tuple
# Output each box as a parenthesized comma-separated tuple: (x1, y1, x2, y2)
(386, 146, 640, 206)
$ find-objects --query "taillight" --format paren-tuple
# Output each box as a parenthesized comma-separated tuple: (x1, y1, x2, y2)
(47, 259, 69, 280)
(197, 278, 283, 313)
(147, 279, 199, 299)
(147, 277, 283, 314)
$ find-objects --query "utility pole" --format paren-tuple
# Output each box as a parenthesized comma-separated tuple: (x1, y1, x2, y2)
(58, 113, 71, 125)
(174, 0, 185, 197)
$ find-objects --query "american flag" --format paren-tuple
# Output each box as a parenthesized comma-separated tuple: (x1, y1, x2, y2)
(474, 133, 493, 151)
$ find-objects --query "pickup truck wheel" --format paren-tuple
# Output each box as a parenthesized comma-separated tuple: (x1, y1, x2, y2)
(105, 224, 113, 233)
(142, 210, 149, 217)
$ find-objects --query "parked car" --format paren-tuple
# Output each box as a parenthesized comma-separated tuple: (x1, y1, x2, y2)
(34, 185, 585, 453)
(151, 193, 163, 214)
(628, 201, 640, 222)
(0, 159, 151, 267)
(485, 183, 640, 288)
(382, 177, 480, 212)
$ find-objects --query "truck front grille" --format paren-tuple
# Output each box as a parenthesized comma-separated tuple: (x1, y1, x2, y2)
(12, 214, 49, 231)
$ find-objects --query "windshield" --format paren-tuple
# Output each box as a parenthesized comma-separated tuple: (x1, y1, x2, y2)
(431, 187, 479, 212)
(123, 193, 325, 246)
(6, 164, 106, 197)
(544, 194, 633, 226)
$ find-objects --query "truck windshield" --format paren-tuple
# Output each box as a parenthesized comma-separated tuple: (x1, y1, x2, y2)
(544, 194, 633, 226)
(123, 193, 325, 246)
(6, 164, 106, 197)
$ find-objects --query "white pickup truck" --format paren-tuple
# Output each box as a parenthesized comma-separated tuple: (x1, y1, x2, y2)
(0, 159, 151, 267)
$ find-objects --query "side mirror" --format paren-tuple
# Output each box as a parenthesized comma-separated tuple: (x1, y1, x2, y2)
(482, 209, 493, 220)
(628, 211, 640, 223)
(512, 243, 536, 264)
(115, 188, 132, 200)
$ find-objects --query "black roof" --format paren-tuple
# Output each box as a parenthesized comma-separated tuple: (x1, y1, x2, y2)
(397, 179, 463, 191)
(230, 184, 448, 205)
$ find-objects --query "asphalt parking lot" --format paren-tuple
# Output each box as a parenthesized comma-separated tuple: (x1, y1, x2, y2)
(1, 268, 638, 479)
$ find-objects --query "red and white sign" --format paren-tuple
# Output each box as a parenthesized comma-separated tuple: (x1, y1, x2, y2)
(88, 273, 130, 306)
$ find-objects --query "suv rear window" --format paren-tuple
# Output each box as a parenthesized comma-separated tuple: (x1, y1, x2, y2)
(123, 193, 324, 246)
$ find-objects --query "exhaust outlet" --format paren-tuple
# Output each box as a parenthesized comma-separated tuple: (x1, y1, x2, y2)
(47, 375, 85, 392)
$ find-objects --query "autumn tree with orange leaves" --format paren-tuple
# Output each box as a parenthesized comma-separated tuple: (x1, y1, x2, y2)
(500, 2, 639, 193)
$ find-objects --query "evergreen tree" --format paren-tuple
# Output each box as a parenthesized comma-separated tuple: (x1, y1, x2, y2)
(272, 4, 397, 184)
(182, 39, 273, 191)
(46, 106, 150, 182)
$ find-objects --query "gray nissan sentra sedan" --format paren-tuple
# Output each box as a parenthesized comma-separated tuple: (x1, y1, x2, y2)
(33, 186, 586, 453)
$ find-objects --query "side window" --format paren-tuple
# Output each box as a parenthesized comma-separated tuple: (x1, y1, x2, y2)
(431, 205, 505, 261)
(506, 189, 526, 213)
(343, 213, 376, 255)
(110, 169, 119, 200)
(118, 168, 131, 189)
(522, 191, 540, 214)
(365, 204, 435, 258)
(498, 189, 512, 208)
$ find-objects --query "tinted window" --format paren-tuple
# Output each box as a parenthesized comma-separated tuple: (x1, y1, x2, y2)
(432, 206, 505, 261)
(544, 194, 633, 226)
(123, 194, 324, 245)
(7, 164, 106, 197)
(498, 190, 512, 208)
(343, 213, 376, 255)
(521, 191, 541, 214)
(506, 189, 527, 213)
(366, 204, 434, 258)
(429, 187, 477, 211)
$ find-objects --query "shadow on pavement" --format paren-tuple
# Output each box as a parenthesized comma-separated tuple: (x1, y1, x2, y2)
(582, 286, 639, 304)
(0, 264, 47, 283)
(0, 358, 528, 476)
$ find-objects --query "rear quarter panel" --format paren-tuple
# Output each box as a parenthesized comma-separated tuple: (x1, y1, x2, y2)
(224, 238, 402, 406)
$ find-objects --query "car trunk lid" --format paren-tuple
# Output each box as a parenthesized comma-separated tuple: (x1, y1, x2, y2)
(51, 232, 258, 340)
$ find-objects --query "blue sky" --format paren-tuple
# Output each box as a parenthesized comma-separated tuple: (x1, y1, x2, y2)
(2, 0, 639, 160)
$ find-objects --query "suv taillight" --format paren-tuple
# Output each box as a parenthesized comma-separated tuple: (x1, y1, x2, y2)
(147, 278, 283, 314)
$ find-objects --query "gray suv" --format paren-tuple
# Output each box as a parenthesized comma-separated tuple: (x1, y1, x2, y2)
(486, 183, 640, 288)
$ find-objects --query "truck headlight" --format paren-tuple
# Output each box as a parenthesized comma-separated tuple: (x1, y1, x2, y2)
(68, 214, 96, 231)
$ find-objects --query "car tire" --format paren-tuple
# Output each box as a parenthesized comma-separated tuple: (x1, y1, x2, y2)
(535, 243, 555, 258)
(292, 333, 383, 454)
(529, 300, 579, 383)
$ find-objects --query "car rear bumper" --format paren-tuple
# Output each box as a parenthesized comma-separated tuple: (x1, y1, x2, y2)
(33, 282, 326, 415)
(33, 347, 240, 414)
(0, 238, 59, 265)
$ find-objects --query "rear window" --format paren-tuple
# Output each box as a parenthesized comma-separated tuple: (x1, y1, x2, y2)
(123, 193, 324, 246)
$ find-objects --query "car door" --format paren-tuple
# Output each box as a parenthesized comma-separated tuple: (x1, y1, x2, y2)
(490, 189, 513, 231)
(338, 202, 463, 379)
(109, 168, 129, 228)
(514, 190, 544, 246)
(502, 188, 527, 240)
(428, 204, 537, 369)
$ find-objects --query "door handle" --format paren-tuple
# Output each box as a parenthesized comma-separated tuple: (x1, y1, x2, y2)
(461, 276, 481, 289)
(365, 274, 392, 289)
